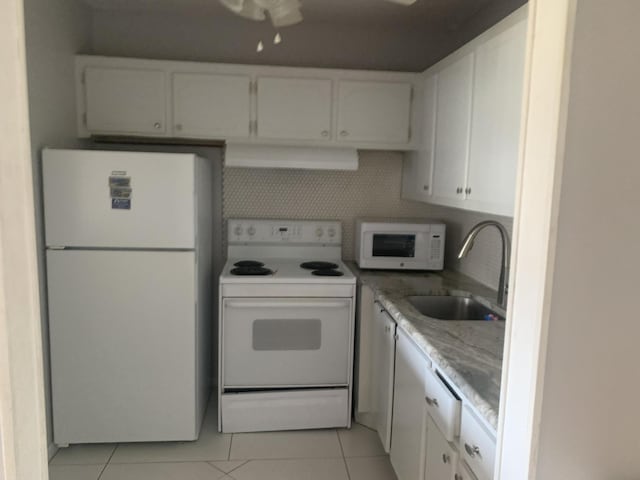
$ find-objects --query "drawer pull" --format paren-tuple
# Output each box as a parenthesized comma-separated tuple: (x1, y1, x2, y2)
(455, 475, 463, 480)
(464, 442, 482, 459)
(425, 396, 439, 407)
(442, 453, 450, 464)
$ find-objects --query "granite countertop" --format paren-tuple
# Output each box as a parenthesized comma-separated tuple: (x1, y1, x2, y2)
(348, 263, 505, 431)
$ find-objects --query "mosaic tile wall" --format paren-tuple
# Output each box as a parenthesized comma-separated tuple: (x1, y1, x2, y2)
(223, 150, 512, 290)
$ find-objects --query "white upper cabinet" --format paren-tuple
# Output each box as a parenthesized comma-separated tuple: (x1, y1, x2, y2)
(256, 77, 332, 141)
(84, 66, 167, 136)
(403, 5, 528, 216)
(431, 52, 474, 208)
(337, 81, 413, 144)
(466, 18, 527, 216)
(77, 57, 418, 149)
(172, 72, 251, 139)
(402, 74, 437, 202)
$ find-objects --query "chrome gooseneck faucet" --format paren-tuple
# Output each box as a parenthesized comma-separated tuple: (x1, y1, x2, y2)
(457, 221, 511, 308)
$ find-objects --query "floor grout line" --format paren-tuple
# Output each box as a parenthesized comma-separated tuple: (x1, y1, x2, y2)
(96, 444, 118, 479)
(227, 433, 233, 461)
(335, 428, 352, 480)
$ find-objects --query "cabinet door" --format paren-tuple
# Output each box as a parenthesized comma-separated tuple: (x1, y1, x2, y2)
(390, 328, 429, 480)
(466, 18, 527, 216)
(337, 80, 413, 144)
(84, 66, 167, 136)
(372, 306, 396, 453)
(172, 72, 251, 139)
(455, 460, 478, 480)
(431, 53, 474, 207)
(402, 74, 437, 202)
(256, 77, 332, 140)
(424, 416, 458, 480)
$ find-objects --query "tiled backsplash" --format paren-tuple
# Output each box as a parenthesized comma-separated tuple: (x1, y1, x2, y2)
(223, 150, 512, 291)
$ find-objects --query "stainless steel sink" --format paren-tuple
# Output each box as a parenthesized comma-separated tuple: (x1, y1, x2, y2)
(406, 295, 504, 321)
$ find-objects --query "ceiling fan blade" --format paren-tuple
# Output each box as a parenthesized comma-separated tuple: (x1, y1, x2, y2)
(220, 0, 267, 20)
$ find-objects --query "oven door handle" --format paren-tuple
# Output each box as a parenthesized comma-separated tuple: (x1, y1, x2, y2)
(224, 300, 351, 309)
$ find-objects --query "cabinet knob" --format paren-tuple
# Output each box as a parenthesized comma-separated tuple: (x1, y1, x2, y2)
(455, 475, 463, 480)
(465, 187, 472, 195)
(154, 122, 162, 129)
(321, 130, 329, 137)
(464, 443, 481, 458)
(423, 185, 429, 191)
(340, 130, 348, 137)
(425, 396, 439, 407)
(175, 123, 183, 131)
(456, 187, 462, 194)
(442, 453, 450, 464)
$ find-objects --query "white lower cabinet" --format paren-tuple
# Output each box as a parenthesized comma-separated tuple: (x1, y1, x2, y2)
(390, 328, 429, 480)
(456, 460, 479, 480)
(424, 416, 458, 480)
(372, 303, 396, 452)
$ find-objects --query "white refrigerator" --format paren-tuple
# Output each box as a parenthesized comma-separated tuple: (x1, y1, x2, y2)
(43, 149, 213, 447)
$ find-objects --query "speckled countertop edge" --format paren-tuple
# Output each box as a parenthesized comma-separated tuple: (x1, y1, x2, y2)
(347, 263, 505, 431)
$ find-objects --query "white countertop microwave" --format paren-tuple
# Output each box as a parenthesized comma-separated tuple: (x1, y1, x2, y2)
(354, 218, 446, 270)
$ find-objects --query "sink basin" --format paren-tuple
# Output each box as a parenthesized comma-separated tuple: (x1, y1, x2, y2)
(406, 295, 504, 321)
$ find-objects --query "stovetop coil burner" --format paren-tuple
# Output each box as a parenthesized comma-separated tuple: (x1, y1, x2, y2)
(300, 261, 339, 270)
(311, 269, 345, 277)
(234, 260, 265, 268)
(230, 266, 273, 276)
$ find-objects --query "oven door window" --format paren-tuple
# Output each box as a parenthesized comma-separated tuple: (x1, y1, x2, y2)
(372, 234, 416, 258)
(253, 319, 321, 351)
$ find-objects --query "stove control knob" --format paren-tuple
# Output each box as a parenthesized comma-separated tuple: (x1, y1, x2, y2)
(327, 227, 336, 238)
(316, 227, 324, 238)
(247, 226, 256, 236)
(233, 225, 243, 236)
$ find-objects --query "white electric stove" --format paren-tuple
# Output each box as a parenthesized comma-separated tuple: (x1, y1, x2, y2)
(218, 219, 356, 433)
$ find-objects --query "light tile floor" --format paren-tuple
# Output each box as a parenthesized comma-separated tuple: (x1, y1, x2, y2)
(48, 403, 397, 480)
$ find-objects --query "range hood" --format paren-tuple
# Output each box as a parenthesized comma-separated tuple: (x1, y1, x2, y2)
(224, 143, 359, 171)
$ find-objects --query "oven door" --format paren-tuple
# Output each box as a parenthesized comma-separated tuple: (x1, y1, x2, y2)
(222, 297, 353, 388)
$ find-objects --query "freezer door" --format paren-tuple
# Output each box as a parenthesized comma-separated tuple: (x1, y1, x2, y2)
(43, 149, 195, 249)
(47, 250, 199, 444)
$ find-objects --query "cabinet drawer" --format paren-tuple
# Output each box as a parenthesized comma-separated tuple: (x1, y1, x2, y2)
(424, 367, 461, 442)
(459, 407, 496, 480)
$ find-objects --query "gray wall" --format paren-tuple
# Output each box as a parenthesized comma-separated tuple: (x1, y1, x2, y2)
(23, 0, 92, 456)
(535, 1, 640, 476)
